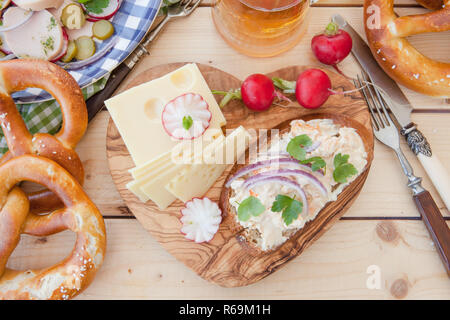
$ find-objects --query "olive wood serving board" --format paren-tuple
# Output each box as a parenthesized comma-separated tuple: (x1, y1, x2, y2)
(106, 63, 374, 287)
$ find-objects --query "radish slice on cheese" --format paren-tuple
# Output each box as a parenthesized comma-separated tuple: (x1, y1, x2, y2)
(180, 198, 222, 243)
(82, 0, 120, 21)
(3, 8, 64, 60)
(14, 0, 63, 11)
(162, 93, 212, 140)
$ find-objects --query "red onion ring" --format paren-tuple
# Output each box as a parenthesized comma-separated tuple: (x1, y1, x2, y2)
(56, 36, 118, 70)
(245, 176, 308, 215)
(243, 169, 327, 197)
(225, 157, 323, 188)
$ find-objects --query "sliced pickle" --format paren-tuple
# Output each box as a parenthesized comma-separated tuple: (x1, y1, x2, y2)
(61, 40, 77, 63)
(92, 20, 114, 40)
(75, 36, 95, 60)
(61, 3, 86, 30)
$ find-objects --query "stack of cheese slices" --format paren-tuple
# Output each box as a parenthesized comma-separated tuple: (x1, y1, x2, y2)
(106, 63, 250, 210)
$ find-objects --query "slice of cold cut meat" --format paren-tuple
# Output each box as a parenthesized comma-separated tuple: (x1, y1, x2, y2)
(14, 0, 63, 11)
(3, 7, 64, 60)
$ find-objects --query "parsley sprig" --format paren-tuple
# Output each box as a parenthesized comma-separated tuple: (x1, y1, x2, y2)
(237, 196, 265, 222)
(79, 0, 109, 14)
(271, 195, 303, 226)
(332, 153, 358, 183)
(286, 134, 326, 172)
(182, 115, 193, 131)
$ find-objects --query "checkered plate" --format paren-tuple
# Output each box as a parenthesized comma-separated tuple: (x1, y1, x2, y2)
(12, 0, 162, 104)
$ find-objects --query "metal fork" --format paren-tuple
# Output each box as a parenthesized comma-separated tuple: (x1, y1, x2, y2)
(355, 74, 450, 276)
(86, 0, 203, 120)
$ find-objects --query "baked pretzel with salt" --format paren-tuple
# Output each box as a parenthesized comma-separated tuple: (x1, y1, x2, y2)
(0, 59, 87, 212)
(0, 155, 106, 300)
(364, 0, 450, 98)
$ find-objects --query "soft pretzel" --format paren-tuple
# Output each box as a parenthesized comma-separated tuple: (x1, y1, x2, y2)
(364, 0, 450, 98)
(415, 0, 444, 10)
(0, 59, 87, 212)
(0, 155, 106, 300)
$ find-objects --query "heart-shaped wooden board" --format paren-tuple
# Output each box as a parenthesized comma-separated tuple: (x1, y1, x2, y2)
(106, 63, 374, 287)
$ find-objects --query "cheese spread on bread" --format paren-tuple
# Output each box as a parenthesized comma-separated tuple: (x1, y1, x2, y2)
(229, 119, 367, 251)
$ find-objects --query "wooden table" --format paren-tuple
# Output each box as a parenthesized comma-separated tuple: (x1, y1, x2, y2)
(8, 1, 450, 299)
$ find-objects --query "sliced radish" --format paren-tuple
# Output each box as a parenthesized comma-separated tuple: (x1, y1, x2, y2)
(180, 198, 222, 243)
(82, 0, 121, 21)
(50, 27, 69, 62)
(162, 93, 212, 140)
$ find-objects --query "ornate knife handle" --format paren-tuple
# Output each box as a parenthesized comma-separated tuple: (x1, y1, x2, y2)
(401, 123, 450, 211)
(400, 123, 432, 157)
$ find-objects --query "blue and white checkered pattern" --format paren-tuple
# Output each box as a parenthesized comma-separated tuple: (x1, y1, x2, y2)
(13, 0, 162, 104)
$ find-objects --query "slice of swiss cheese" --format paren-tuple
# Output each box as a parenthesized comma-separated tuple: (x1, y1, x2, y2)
(129, 128, 223, 181)
(127, 134, 226, 209)
(105, 63, 226, 167)
(165, 126, 251, 203)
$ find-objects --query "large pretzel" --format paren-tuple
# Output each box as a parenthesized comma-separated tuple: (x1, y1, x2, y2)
(0, 59, 87, 212)
(364, 0, 450, 98)
(0, 155, 106, 300)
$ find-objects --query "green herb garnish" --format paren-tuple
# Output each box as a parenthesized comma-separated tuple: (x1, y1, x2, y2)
(237, 196, 265, 222)
(47, 17, 57, 31)
(80, 0, 109, 14)
(332, 153, 358, 184)
(211, 89, 242, 108)
(286, 134, 312, 161)
(271, 194, 303, 226)
(182, 115, 193, 131)
(300, 156, 326, 172)
(41, 36, 54, 55)
(272, 77, 296, 94)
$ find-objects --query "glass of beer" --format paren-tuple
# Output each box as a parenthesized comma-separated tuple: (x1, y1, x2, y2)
(211, 0, 310, 57)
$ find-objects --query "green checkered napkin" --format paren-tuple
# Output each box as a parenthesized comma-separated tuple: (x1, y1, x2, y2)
(0, 76, 109, 155)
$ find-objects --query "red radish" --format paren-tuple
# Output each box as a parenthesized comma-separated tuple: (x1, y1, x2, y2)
(311, 21, 352, 76)
(50, 28, 69, 63)
(213, 73, 291, 112)
(162, 93, 212, 140)
(295, 69, 332, 109)
(241, 74, 276, 111)
(82, 0, 121, 22)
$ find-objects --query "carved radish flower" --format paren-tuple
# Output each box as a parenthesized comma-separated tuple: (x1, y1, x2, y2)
(162, 93, 211, 140)
(180, 197, 222, 243)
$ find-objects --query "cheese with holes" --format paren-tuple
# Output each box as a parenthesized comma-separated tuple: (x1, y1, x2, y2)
(166, 126, 251, 202)
(105, 63, 226, 166)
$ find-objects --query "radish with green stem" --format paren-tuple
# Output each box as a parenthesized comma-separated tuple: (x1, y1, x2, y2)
(212, 73, 291, 111)
(311, 21, 352, 77)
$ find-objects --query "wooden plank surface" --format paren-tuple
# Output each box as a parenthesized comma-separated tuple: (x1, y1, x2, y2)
(7, 219, 450, 299)
(6, 4, 450, 299)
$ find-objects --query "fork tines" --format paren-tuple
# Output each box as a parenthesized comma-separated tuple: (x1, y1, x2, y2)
(354, 73, 394, 131)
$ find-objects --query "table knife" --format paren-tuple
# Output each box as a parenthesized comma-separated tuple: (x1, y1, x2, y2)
(333, 14, 450, 212)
